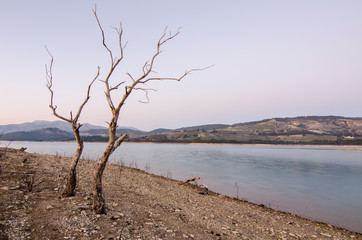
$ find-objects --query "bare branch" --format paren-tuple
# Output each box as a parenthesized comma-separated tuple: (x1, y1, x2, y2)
(140, 66, 214, 84)
(185, 177, 208, 190)
(159, 27, 181, 45)
(45, 47, 72, 123)
(45, 47, 100, 124)
(93, 7, 114, 66)
(110, 134, 128, 155)
(126, 73, 135, 82)
(114, 24, 128, 51)
(142, 61, 149, 75)
(141, 27, 180, 79)
(109, 81, 126, 92)
(104, 91, 115, 110)
(112, 27, 186, 113)
(133, 87, 157, 104)
(94, 9, 127, 113)
(73, 67, 100, 123)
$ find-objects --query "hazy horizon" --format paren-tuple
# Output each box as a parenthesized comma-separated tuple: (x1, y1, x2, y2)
(1, 1, 362, 131)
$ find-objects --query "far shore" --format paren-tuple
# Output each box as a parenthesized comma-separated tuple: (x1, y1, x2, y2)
(2, 139, 362, 150)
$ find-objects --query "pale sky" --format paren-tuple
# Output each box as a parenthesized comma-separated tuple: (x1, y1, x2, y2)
(1, 1, 362, 131)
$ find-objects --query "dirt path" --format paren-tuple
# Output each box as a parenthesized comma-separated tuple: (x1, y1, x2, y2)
(0, 147, 361, 239)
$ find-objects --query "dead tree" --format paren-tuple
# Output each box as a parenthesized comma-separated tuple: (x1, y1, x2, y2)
(46, 49, 99, 196)
(92, 8, 206, 213)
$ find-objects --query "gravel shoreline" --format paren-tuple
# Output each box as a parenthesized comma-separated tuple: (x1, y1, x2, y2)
(1, 147, 361, 239)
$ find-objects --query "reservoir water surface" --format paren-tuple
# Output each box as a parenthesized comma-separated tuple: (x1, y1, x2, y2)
(4, 141, 362, 233)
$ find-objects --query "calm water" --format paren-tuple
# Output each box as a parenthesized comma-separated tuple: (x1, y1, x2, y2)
(3, 141, 362, 233)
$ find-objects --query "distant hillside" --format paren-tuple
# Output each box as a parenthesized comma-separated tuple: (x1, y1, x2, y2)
(148, 128, 173, 134)
(0, 120, 141, 135)
(0, 120, 106, 134)
(176, 124, 230, 131)
(1, 128, 74, 141)
(81, 128, 145, 136)
(128, 116, 362, 145)
(2, 116, 362, 144)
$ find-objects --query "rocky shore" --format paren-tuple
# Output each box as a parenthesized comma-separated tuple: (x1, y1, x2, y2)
(0, 147, 361, 239)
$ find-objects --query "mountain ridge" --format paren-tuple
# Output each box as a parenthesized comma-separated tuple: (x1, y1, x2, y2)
(0, 120, 138, 134)
(129, 116, 362, 145)
(2, 116, 362, 145)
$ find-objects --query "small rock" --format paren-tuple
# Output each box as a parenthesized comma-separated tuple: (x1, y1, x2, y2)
(53, 188, 58, 191)
(182, 234, 188, 238)
(189, 234, 194, 238)
(110, 215, 120, 220)
(166, 229, 173, 233)
(1, 186, 10, 191)
(320, 233, 332, 238)
(210, 214, 215, 219)
(46, 205, 54, 210)
(80, 223, 85, 227)
(288, 233, 297, 238)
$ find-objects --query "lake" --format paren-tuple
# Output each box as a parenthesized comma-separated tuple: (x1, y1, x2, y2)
(3, 141, 362, 233)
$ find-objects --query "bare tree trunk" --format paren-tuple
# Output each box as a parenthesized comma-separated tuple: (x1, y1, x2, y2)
(62, 126, 83, 196)
(92, 119, 128, 213)
(92, 121, 116, 213)
(92, 149, 112, 213)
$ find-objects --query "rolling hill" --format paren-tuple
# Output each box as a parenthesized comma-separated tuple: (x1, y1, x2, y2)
(128, 116, 362, 145)
(1, 128, 74, 141)
(2, 116, 362, 145)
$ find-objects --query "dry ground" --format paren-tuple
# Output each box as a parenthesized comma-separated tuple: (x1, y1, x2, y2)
(0, 147, 361, 240)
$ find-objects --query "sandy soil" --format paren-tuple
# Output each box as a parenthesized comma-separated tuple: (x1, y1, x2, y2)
(0, 147, 361, 239)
